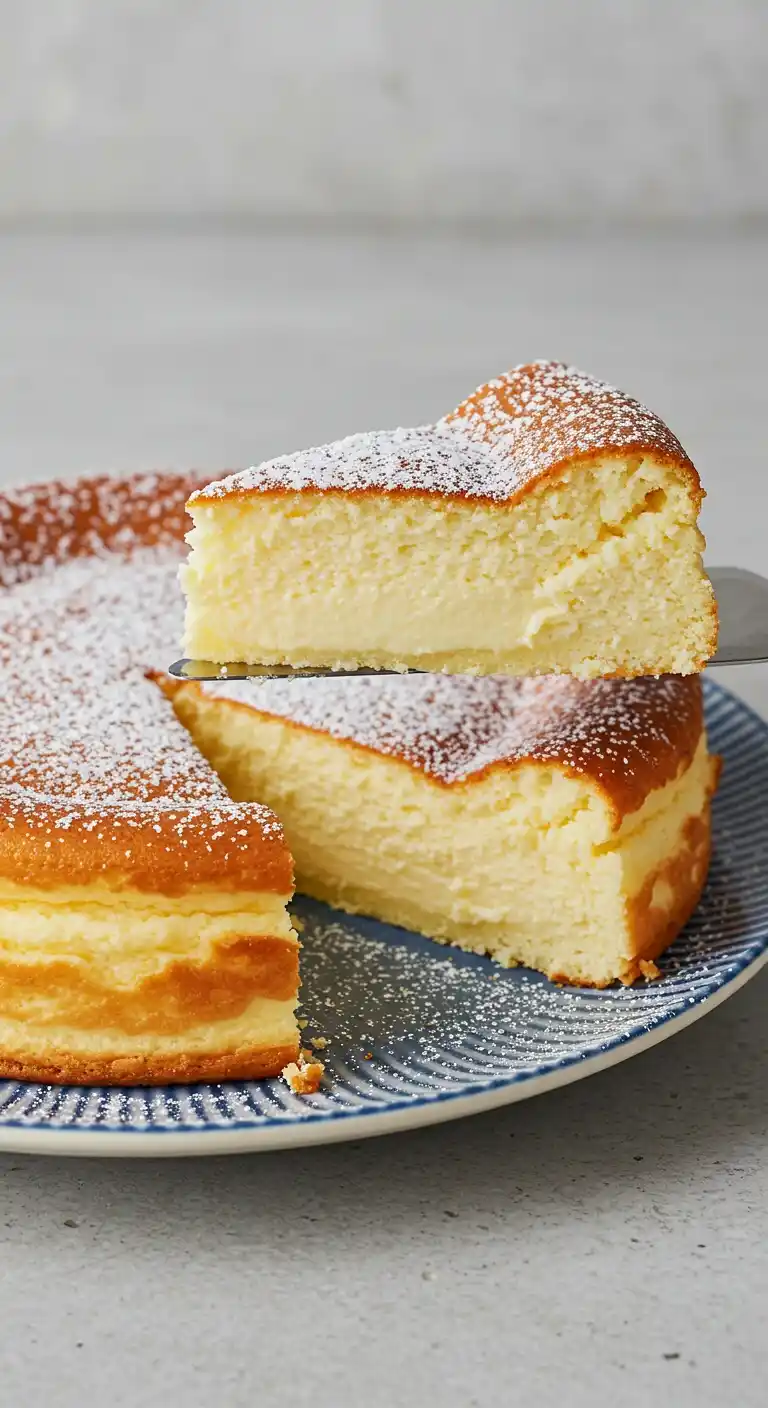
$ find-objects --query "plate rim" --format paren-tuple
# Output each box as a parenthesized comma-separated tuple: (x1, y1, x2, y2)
(0, 947, 764, 1157)
(0, 677, 765, 1158)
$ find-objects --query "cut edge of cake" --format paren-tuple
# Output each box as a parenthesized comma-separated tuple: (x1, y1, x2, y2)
(0, 472, 302, 1087)
(162, 673, 719, 989)
(181, 361, 718, 678)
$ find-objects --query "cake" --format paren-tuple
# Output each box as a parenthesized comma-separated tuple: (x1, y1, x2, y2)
(0, 471, 719, 1088)
(182, 361, 717, 678)
(0, 475, 300, 1085)
(163, 672, 719, 988)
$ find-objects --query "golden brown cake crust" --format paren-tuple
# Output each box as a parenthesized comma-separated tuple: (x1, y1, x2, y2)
(0, 805, 292, 896)
(190, 361, 703, 510)
(0, 1042, 300, 1088)
(173, 672, 706, 829)
(0, 472, 195, 580)
(442, 361, 702, 505)
(547, 805, 717, 988)
(0, 473, 293, 896)
(621, 788, 719, 982)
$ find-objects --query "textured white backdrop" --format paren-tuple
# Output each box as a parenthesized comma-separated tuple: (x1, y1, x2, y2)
(0, 0, 766, 226)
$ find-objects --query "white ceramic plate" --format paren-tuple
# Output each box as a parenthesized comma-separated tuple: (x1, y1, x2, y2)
(0, 679, 765, 1157)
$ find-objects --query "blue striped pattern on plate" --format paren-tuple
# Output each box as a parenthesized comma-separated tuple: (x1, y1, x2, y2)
(0, 679, 765, 1155)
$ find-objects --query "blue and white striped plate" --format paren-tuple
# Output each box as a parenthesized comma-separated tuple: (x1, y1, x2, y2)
(0, 679, 765, 1157)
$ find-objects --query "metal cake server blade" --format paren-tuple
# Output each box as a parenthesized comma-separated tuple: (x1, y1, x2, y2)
(706, 566, 768, 666)
(167, 659, 399, 681)
(168, 565, 768, 681)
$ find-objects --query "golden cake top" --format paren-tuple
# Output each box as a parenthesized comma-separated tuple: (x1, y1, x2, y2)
(189, 361, 701, 509)
(200, 672, 704, 826)
(0, 474, 292, 895)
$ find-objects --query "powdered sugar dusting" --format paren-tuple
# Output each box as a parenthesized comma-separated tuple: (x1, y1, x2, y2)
(204, 672, 702, 812)
(191, 426, 497, 502)
(0, 475, 284, 878)
(193, 361, 696, 506)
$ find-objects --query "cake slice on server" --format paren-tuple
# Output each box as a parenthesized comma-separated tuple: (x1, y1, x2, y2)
(181, 361, 717, 679)
(162, 672, 720, 988)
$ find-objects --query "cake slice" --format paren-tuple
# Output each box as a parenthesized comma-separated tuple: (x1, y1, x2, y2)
(181, 361, 717, 678)
(163, 672, 719, 988)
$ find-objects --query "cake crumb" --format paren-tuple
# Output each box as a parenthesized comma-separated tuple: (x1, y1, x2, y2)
(310, 1035, 329, 1050)
(639, 959, 661, 981)
(281, 1055, 324, 1095)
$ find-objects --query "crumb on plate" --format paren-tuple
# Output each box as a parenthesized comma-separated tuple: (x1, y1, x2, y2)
(281, 1055, 324, 1095)
(639, 959, 661, 981)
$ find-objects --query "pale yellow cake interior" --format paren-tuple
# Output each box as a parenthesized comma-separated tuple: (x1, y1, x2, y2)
(170, 687, 717, 987)
(0, 881, 298, 1064)
(182, 454, 716, 677)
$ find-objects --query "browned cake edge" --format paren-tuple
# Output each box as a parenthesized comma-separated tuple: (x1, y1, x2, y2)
(0, 804, 294, 897)
(161, 674, 707, 830)
(0, 471, 294, 897)
(613, 802, 718, 989)
(189, 361, 703, 509)
(0, 1043, 301, 1088)
(163, 677, 719, 990)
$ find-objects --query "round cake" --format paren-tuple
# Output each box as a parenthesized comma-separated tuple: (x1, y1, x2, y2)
(0, 472, 719, 1084)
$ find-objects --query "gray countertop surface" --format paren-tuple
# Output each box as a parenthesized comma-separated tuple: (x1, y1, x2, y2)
(0, 231, 765, 1408)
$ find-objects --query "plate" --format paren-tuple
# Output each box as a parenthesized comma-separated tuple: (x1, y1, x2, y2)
(0, 679, 765, 1157)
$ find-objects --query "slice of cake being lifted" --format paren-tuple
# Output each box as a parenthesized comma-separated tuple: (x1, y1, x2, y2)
(181, 361, 717, 678)
(163, 672, 720, 988)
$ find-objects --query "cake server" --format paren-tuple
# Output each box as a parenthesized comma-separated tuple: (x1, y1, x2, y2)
(168, 565, 768, 681)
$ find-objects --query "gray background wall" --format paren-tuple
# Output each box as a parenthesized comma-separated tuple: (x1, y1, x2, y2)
(1, 0, 766, 228)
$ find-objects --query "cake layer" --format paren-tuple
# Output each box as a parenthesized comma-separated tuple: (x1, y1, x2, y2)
(165, 673, 719, 987)
(183, 362, 717, 677)
(0, 474, 300, 1084)
(0, 1019, 298, 1086)
(0, 885, 298, 1085)
(0, 882, 296, 982)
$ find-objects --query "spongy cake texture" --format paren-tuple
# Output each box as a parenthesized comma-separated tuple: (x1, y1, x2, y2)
(0, 465, 719, 1087)
(165, 672, 719, 988)
(183, 361, 717, 676)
